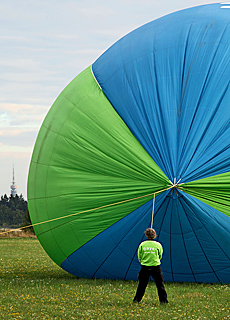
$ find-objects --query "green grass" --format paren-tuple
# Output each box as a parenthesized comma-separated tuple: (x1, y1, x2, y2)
(0, 239, 230, 319)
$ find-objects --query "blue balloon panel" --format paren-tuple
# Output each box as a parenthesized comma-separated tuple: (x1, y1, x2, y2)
(62, 189, 230, 283)
(61, 201, 152, 279)
(92, 3, 230, 183)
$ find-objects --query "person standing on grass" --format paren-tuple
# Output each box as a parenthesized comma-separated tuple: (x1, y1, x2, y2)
(133, 228, 168, 304)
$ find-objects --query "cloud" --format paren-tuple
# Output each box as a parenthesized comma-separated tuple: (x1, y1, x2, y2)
(0, 128, 38, 144)
(0, 103, 49, 125)
(0, 145, 32, 153)
(0, 112, 11, 126)
(0, 128, 35, 136)
(1, 103, 46, 113)
(0, 103, 47, 153)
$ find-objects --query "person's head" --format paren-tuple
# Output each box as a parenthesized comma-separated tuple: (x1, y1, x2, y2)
(144, 228, 157, 239)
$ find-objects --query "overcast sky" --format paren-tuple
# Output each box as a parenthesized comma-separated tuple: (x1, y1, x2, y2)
(0, 0, 219, 199)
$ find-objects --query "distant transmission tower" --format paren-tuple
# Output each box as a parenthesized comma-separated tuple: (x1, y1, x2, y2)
(10, 165, 17, 196)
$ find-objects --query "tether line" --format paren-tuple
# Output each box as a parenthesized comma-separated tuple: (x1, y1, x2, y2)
(150, 193, 156, 229)
(0, 185, 174, 236)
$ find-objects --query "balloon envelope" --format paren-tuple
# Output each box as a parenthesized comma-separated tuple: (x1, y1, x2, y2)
(28, 3, 230, 283)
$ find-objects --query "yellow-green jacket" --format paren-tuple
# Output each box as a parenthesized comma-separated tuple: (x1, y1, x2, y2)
(138, 240, 163, 266)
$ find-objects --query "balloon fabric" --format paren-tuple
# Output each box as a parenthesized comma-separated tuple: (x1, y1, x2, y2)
(28, 3, 230, 284)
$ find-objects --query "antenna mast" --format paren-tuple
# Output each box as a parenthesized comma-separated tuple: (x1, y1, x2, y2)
(10, 164, 17, 196)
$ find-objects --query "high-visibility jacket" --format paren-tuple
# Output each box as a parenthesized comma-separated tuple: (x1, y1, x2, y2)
(138, 239, 163, 266)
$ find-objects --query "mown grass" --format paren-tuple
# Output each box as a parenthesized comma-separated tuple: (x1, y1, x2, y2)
(0, 239, 230, 319)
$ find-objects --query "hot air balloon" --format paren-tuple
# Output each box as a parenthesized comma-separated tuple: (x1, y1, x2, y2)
(28, 3, 230, 284)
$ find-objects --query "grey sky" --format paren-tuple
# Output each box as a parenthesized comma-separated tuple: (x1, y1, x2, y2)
(0, 1, 219, 198)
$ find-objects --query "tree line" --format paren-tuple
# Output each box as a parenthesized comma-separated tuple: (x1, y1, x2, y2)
(0, 194, 32, 230)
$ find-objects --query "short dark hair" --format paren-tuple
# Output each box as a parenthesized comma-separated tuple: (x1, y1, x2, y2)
(144, 228, 157, 239)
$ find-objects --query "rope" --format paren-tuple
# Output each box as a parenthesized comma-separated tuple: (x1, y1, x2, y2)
(0, 185, 174, 236)
(150, 193, 156, 229)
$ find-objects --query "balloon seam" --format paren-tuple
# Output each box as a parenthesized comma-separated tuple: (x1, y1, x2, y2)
(91, 65, 102, 90)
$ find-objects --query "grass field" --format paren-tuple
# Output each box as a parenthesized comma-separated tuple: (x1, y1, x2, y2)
(0, 239, 230, 319)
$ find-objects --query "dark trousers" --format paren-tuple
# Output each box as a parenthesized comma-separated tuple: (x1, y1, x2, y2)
(133, 265, 168, 303)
